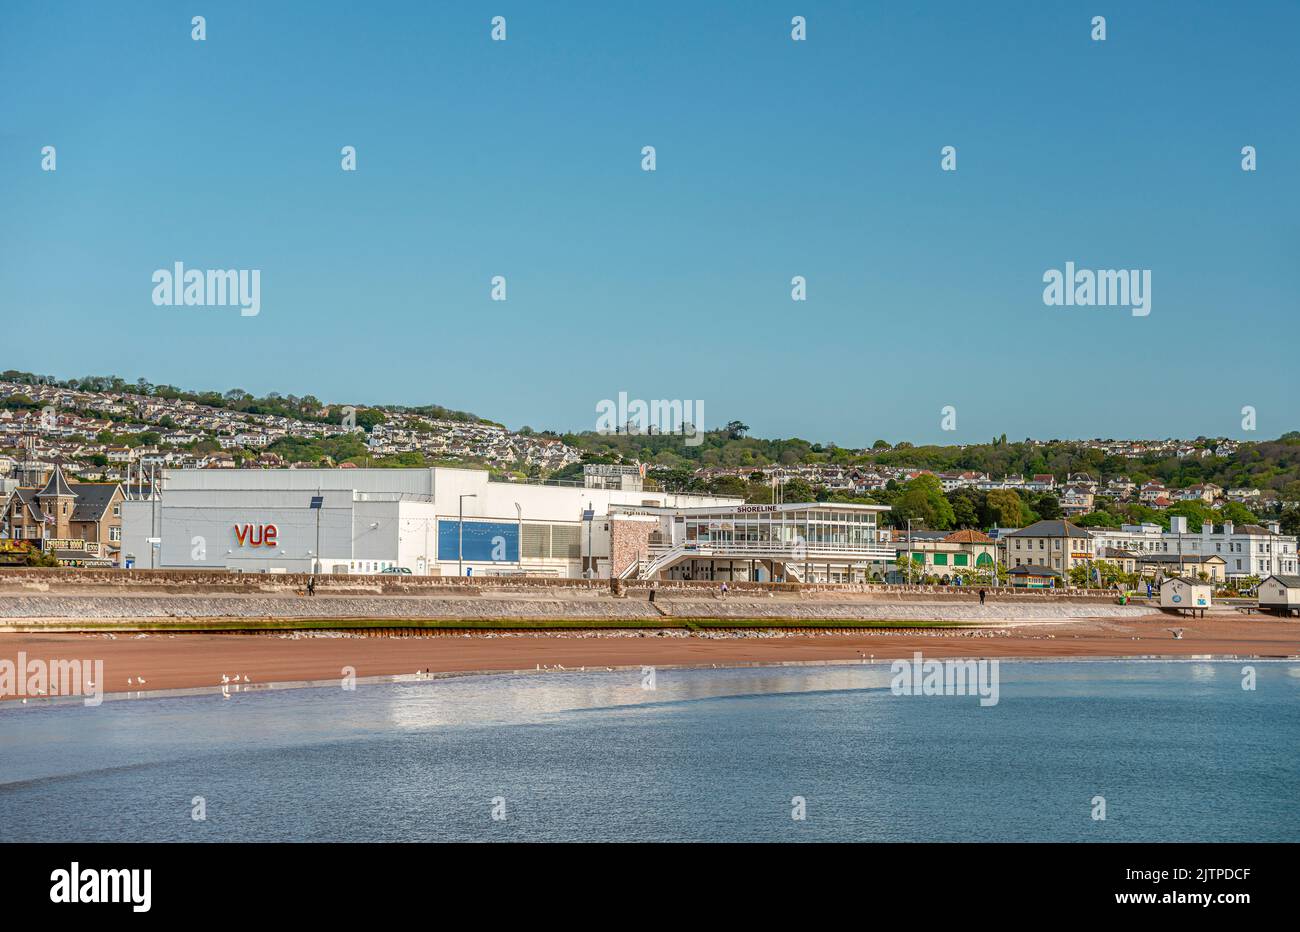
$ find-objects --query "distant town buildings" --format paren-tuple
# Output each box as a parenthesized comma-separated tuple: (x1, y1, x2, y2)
(1, 376, 1295, 580)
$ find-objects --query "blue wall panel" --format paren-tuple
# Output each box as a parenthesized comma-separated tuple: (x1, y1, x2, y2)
(437, 520, 519, 563)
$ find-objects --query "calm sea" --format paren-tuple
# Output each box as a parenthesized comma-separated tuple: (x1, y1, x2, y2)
(1, 661, 1297, 842)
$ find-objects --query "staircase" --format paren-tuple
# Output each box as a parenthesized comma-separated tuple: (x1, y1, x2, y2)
(640, 543, 693, 579)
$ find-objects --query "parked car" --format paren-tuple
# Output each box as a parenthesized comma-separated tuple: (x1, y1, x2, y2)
(380, 566, 413, 575)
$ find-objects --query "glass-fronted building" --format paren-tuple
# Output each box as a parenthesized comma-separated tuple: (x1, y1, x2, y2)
(611, 501, 893, 583)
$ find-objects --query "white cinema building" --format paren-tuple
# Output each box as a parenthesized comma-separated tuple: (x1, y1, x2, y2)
(120, 466, 893, 581)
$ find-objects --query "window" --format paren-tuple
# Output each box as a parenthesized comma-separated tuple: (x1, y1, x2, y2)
(110, 527, 121, 542)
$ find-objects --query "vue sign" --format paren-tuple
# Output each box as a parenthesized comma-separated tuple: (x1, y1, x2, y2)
(234, 523, 278, 547)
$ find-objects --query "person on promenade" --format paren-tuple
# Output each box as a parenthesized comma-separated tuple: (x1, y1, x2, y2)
(307, 575, 316, 597)
(978, 588, 987, 605)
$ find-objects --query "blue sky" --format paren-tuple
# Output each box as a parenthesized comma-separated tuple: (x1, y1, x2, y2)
(2, 1, 1296, 445)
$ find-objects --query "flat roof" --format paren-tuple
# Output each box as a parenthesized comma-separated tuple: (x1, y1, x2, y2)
(610, 501, 889, 517)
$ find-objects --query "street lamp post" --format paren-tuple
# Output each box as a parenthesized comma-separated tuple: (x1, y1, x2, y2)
(906, 517, 914, 585)
(459, 493, 477, 577)
(514, 502, 522, 574)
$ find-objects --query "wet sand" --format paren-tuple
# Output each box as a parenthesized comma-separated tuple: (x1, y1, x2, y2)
(2, 614, 1297, 699)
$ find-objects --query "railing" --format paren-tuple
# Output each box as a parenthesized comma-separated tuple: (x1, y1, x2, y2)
(634, 542, 897, 581)
(487, 474, 586, 488)
(641, 543, 691, 579)
(674, 539, 895, 559)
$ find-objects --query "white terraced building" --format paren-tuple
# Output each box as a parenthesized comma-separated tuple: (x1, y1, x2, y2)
(1086, 519, 1298, 579)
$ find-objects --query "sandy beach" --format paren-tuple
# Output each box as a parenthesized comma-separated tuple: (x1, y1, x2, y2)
(3, 613, 1297, 700)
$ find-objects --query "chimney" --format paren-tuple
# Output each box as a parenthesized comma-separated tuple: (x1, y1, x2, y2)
(1223, 521, 1234, 537)
(1202, 521, 1213, 537)
(1267, 521, 1281, 535)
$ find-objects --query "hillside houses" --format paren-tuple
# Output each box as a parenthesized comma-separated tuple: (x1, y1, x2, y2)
(0, 379, 1290, 518)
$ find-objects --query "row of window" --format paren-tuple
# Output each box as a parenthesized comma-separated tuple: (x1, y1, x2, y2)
(906, 552, 994, 567)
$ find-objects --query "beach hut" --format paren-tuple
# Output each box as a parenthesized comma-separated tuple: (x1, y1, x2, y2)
(1007, 565, 1061, 589)
(1159, 576, 1212, 617)
(1257, 575, 1300, 617)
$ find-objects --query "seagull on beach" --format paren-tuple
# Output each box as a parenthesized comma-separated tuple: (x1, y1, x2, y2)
(128, 677, 134, 685)
(242, 675, 249, 683)
(138, 677, 146, 685)
(221, 674, 230, 684)
(1167, 628, 1184, 640)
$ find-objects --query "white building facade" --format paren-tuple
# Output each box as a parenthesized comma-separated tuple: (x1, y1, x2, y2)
(121, 467, 737, 577)
(1087, 520, 1297, 579)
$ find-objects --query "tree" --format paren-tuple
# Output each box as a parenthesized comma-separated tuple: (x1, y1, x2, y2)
(946, 486, 982, 530)
(1280, 507, 1300, 537)
(1217, 501, 1260, 526)
(892, 474, 955, 530)
(1035, 495, 1062, 521)
(709, 476, 750, 499)
(354, 408, 386, 433)
(1074, 510, 1122, 528)
(1167, 501, 1215, 532)
(781, 478, 815, 502)
(984, 490, 1024, 528)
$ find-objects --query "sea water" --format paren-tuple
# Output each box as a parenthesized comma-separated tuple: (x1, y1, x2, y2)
(1, 661, 1296, 841)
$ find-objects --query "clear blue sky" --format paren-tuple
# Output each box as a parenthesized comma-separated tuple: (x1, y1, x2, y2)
(2, 1, 1296, 445)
